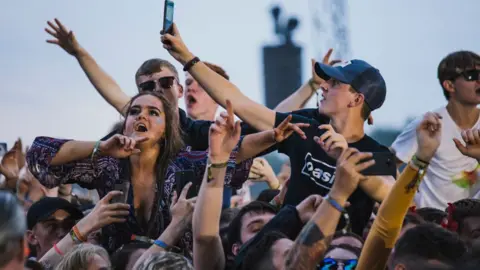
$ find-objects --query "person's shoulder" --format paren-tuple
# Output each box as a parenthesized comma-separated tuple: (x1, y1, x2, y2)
(290, 108, 330, 124)
(355, 135, 392, 153)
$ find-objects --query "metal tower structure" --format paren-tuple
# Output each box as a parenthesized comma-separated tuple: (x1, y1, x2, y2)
(309, 0, 351, 60)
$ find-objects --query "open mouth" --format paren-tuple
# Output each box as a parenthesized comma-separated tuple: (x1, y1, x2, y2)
(134, 123, 148, 132)
(187, 95, 197, 106)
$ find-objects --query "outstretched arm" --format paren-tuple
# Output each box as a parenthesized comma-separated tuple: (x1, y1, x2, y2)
(161, 24, 276, 131)
(45, 19, 130, 115)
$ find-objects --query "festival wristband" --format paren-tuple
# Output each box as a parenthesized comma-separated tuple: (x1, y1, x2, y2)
(325, 195, 345, 213)
(411, 155, 429, 169)
(153, 240, 169, 249)
(53, 243, 64, 256)
(183, 56, 200, 71)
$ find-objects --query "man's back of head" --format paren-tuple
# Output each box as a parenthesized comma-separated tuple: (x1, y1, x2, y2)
(389, 223, 467, 270)
(0, 191, 27, 269)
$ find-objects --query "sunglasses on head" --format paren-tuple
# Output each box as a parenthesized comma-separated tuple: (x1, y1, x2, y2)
(319, 258, 358, 270)
(139, 76, 176, 92)
(450, 69, 480, 82)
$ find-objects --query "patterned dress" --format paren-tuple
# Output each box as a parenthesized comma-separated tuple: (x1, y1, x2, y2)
(27, 136, 253, 254)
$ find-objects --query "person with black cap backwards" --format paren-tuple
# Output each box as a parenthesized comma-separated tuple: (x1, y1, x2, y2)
(161, 24, 395, 236)
(25, 197, 84, 261)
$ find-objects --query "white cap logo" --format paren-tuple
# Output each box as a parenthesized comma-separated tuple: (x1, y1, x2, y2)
(336, 60, 352, 68)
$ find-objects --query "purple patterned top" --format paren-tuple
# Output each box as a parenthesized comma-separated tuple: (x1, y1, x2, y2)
(27, 136, 252, 254)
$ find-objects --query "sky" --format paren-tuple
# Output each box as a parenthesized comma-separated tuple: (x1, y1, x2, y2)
(1, 0, 479, 149)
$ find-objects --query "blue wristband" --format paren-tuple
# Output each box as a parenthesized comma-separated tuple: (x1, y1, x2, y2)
(325, 195, 345, 213)
(153, 240, 168, 249)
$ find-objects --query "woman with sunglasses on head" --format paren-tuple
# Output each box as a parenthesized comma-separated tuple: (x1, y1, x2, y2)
(26, 92, 307, 255)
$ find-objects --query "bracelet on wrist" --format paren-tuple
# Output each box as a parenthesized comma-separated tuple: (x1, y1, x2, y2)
(411, 155, 429, 169)
(183, 56, 200, 71)
(325, 195, 345, 213)
(71, 225, 87, 243)
(53, 243, 64, 256)
(90, 141, 101, 161)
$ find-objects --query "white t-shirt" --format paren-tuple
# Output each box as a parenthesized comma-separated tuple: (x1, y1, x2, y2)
(391, 106, 480, 210)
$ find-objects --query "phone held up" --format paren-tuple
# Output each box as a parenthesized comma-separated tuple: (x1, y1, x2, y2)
(360, 151, 396, 177)
(111, 183, 129, 204)
(163, 0, 174, 34)
(175, 170, 199, 199)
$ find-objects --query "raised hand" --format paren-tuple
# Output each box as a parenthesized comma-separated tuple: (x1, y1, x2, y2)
(170, 182, 196, 226)
(160, 23, 195, 65)
(0, 145, 19, 190)
(208, 100, 242, 163)
(99, 135, 148, 159)
(13, 138, 26, 170)
(75, 191, 130, 237)
(330, 148, 375, 200)
(415, 112, 442, 162)
(454, 128, 480, 161)
(295, 194, 324, 223)
(314, 124, 348, 160)
(273, 115, 310, 142)
(45, 18, 82, 56)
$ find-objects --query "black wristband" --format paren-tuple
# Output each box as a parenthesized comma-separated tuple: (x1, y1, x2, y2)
(183, 56, 200, 71)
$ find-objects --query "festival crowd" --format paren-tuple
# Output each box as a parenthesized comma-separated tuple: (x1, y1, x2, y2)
(1, 16, 480, 270)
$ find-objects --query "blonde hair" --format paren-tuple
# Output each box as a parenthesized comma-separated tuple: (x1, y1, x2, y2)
(55, 243, 110, 270)
(135, 252, 193, 270)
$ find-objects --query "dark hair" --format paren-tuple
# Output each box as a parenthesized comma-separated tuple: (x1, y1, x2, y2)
(416, 207, 447, 225)
(349, 87, 371, 121)
(227, 201, 277, 249)
(111, 242, 151, 270)
(256, 189, 280, 203)
(332, 231, 365, 246)
(445, 199, 480, 234)
(402, 212, 426, 228)
(437, 51, 480, 100)
(203, 62, 230, 80)
(135, 58, 179, 82)
(121, 92, 184, 233)
(241, 231, 287, 270)
(0, 191, 26, 267)
(391, 223, 467, 268)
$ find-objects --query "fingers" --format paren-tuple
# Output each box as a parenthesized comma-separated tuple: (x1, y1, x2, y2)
(47, 20, 60, 33)
(179, 182, 192, 200)
(226, 100, 235, 128)
(338, 148, 359, 163)
(453, 138, 468, 155)
(187, 197, 197, 204)
(171, 190, 178, 205)
(54, 18, 68, 34)
(355, 159, 375, 172)
(322, 48, 333, 64)
(277, 115, 293, 130)
(134, 136, 148, 144)
(45, 27, 58, 38)
(348, 152, 373, 165)
(462, 129, 480, 145)
(421, 112, 442, 132)
(328, 59, 342, 66)
(102, 190, 124, 203)
(234, 121, 242, 137)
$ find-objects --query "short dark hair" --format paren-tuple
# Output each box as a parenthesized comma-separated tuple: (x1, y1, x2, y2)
(204, 62, 230, 80)
(227, 201, 277, 249)
(402, 212, 426, 227)
(135, 58, 179, 82)
(332, 231, 365, 246)
(437, 51, 480, 100)
(445, 199, 480, 233)
(391, 223, 467, 268)
(416, 207, 447, 225)
(256, 189, 280, 203)
(349, 87, 371, 121)
(241, 231, 287, 270)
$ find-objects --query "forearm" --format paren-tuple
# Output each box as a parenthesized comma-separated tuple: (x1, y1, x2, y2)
(275, 82, 315, 112)
(75, 49, 130, 115)
(360, 175, 394, 202)
(237, 130, 276, 162)
(357, 163, 423, 270)
(50, 141, 97, 166)
(39, 233, 75, 266)
(285, 195, 346, 270)
(185, 57, 275, 131)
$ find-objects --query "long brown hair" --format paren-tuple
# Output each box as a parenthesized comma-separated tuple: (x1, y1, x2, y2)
(121, 92, 184, 231)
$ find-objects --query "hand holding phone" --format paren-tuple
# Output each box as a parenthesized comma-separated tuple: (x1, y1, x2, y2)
(360, 152, 396, 177)
(111, 183, 129, 204)
(163, 0, 174, 34)
(175, 170, 198, 199)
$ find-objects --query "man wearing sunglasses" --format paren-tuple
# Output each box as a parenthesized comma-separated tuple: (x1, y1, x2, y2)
(392, 50, 480, 210)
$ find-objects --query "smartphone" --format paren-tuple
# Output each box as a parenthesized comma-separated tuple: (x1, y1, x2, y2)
(0, 143, 7, 157)
(111, 183, 129, 204)
(360, 152, 396, 177)
(163, 0, 174, 34)
(175, 170, 198, 199)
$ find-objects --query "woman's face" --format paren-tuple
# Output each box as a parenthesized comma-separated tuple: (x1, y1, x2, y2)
(124, 95, 166, 145)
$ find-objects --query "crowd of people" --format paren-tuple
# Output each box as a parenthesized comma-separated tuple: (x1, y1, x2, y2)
(1, 16, 480, 270)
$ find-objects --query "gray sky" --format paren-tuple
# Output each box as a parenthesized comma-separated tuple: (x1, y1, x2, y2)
(1, 0, 478, 148)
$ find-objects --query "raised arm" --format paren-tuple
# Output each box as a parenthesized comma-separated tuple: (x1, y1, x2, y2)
(285, 148, 375, 269)
(161, 24, 275, 131)
(45, 19, 130, 115)
(275, 50, 340, 112)
(357, 112, 442, 270)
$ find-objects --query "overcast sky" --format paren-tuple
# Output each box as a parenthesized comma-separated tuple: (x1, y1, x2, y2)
(1, 0, 478, 148)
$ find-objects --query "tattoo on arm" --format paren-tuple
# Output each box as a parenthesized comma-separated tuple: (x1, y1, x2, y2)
(285, 222, 334, 270)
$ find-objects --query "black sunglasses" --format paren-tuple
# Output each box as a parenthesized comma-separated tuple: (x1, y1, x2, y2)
(139, 76, 176, 92)
(450, 69, 480, 82)
(319, 258, 358, 270)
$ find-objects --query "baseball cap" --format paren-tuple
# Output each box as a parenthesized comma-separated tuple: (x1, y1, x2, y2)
(315, 59, 387, 111)
(27, 197, 84, 230)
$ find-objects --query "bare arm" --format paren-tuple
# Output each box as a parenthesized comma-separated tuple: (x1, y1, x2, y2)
(50, 141, 97, 166)
(275, 81, 316, 112)
(359, 175, 394, 202)
(192, 161, 227, 270)
(45, 19, 130, 115)
(75, 49, 130, 115)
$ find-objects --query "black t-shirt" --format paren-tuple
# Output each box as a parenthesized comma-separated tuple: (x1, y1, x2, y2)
(275, 110, 393, 235)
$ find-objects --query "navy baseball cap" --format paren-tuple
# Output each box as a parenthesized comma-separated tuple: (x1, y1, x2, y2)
(314, 59, 387, 111)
